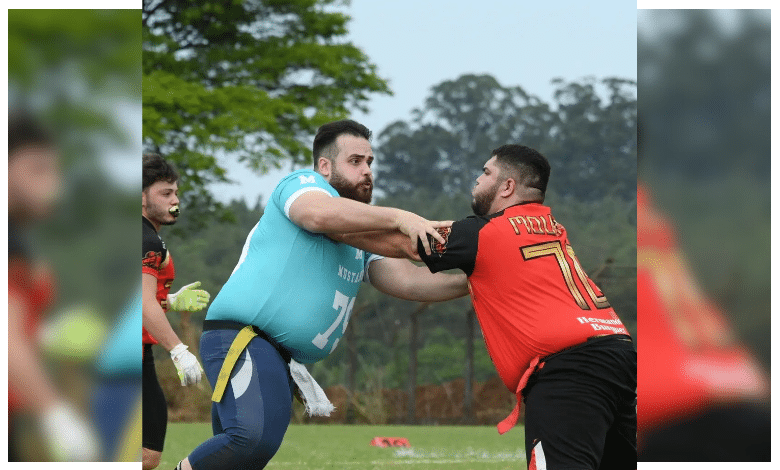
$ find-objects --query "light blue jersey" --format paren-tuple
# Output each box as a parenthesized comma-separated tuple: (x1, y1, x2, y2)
(95, 284, 142, 375)
(207, 169, 382, 363)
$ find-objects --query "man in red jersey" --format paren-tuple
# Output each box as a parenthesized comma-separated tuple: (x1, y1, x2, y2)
(635, 118, 770, 461)
(142, 153, 211, 470)
(636, 185, 770, 461)
(417, 145, 636, 470)
(8, 113, 100, 462)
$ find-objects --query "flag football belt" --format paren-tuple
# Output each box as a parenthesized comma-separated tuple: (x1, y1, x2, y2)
(203, 320, 292, 403)
(497, 334, 633, 435)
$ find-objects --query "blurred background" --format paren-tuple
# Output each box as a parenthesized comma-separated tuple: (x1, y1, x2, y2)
(8, 9, 141, 462)
(638, 9, 770, 367)
(637, 9, 771, 462)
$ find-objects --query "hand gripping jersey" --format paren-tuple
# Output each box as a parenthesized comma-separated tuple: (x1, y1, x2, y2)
(206, 169, 382, 364)
(637, 185, 768, 432)
(142, 216, 176, 345)
(419, 203, 629, 395)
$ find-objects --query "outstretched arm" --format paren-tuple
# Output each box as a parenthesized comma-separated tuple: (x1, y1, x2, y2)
(142, 272, 183, 352)
(327, 229, 422, 261)
(367, 257, 469, 302)
(288, 191, 449, 255)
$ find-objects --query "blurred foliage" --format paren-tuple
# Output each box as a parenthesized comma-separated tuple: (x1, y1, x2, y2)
(162, 72, 636, 392)
(9, 10, 140, 168)
(639, 10, 770, 366)
(142, 0, 391, 227)
(8, 10, 141, 317)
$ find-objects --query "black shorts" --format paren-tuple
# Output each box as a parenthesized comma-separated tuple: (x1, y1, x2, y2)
(639, 403, 771, 461)
(142, 344, 168, 452)
(522, 335, 637, 470)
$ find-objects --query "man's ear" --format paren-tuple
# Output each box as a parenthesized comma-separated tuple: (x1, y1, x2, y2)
(500, 178, 516, 199)
(317, 157, 331, 178)
(141, 189, 147, 208)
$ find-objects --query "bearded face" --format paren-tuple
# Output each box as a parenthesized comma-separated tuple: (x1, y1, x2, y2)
(471, 178, 500, 216)
(329, 165, 373, 204)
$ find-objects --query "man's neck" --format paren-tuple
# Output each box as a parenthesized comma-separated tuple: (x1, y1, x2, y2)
(143, 214, 160, 232)
(490, 197, 543, 214)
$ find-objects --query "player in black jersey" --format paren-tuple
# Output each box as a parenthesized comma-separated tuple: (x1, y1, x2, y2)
(142, 153, 211, 470)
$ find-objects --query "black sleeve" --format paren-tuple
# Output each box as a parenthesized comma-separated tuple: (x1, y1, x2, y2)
(142, 219, 166, 273)
(417, 216, 485, 276)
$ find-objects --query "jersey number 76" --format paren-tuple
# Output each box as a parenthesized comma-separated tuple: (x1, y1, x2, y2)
(312, 290, 355, 353)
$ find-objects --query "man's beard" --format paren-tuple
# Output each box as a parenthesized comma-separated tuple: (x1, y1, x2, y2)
(148, 201, 177, 226)
(471, 181, 499, 216)
(330, 168, 372, 204)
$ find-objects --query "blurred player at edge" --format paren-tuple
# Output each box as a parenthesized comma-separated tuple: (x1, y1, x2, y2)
(417, 145, 637, 469)
(636, 122, 770, 461)
(142, 153, 211, 469)
(8, 112, 101, 461)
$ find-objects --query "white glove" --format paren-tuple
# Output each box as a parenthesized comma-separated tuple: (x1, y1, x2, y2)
(289, 359, 335, 417)
(167, 281, 210, 312)
(40, 401, 101, 461)
(170, 343, 204, 386)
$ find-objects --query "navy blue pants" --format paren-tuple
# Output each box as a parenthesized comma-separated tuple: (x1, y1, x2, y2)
(188, 329, 295, 470)
(92, 376, 141, 461)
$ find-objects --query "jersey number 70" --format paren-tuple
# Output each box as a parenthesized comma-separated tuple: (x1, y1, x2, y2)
(521, 241, 611, 310)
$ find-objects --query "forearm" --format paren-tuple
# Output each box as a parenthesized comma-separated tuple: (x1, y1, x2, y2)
(8, 299, 58, 412)
(329, 230, 419, 260)
(404, 271, 469, 302)
(371, 258, 469, 302)
(142, 299, 182, 351)
(296, 196, 402, 234)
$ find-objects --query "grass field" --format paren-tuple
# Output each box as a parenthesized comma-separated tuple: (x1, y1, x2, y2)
(161, 423, 526, 469)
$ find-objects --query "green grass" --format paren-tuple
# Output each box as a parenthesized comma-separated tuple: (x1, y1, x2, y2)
(161, 423, 526, 469)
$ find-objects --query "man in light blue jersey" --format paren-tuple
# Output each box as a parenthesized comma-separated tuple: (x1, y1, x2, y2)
(176, 120, 468, 470)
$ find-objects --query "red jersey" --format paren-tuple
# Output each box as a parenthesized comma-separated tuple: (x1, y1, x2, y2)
(420, 203, 629, 395)
(9, 222, 56, 411)
(142, 216, 176, 344)
(637, 186, 768, 432)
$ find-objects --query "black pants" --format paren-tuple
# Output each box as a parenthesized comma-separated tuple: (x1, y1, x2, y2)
(639, 403, 771, 461)
(142, 344, 168, 452)
(523, 336, 637, 469)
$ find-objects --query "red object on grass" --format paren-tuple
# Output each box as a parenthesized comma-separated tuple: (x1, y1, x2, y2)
(370, 437, 411, 447)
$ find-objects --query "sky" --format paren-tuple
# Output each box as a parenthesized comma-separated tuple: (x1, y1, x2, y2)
(209, 0, 638, 206)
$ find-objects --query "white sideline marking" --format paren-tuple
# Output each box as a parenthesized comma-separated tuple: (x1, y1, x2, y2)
(267, 448, 526, 466)
(270, 460, 525, 466)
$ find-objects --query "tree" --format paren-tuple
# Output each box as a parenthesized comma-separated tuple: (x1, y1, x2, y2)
(375, 74, 636, 202)
(143, 0, 391, 220)
(639, 10, 770, 177)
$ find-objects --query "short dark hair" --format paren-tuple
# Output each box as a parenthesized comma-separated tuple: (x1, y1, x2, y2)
(143, 153, 179, 191)
(312, 119, 371, 169)
(492, 144, 551, 195)
(8, 112, 54, 157)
